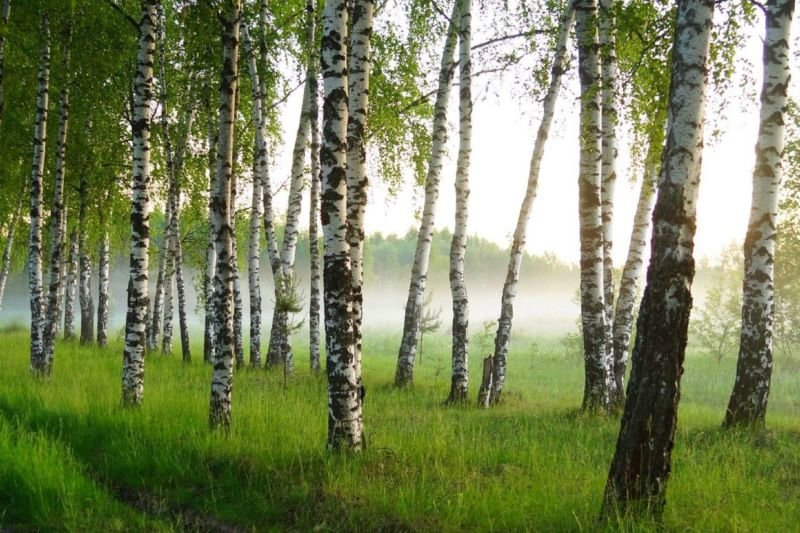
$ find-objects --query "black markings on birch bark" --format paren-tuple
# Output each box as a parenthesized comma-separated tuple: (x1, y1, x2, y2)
(78, 174, 94, 345)
(63, 227, 77, 339)
(204, 118, 218, 364)
(121, 0, 158, 407)
(28, 13, 50, 377)
(208, 0, 241, 430)
(97, 211, 110, 347)
(42, 21, 72, 371)
(575, 0, 609, 413)
(307, 0, 322, 375)
(446, 0, 472, 406)
(395, 0, 460, 387)
(724, 0, 794, 428)
(603, 0, 713, 516)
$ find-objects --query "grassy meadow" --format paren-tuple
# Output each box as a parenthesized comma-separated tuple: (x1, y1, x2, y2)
(0, 325, 799, 531)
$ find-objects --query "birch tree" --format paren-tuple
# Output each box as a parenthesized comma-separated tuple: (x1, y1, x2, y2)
(724, 0, 794, 428)
(346, 0, 374, 410)
(395, 0, 459, 387)
(446, 0, 472, 405)
(575, 0, 609, 413)
(97, 209, 110, 347)
(209, 0, 241, 430)
(487, 1, 574, 406)
(610, 135, 659, 408)
(121, 0, 158, 407)
(204, 119, 218, 364)
(307, 0, 322, 374)
(322, 0, 363, 451)
(603, 0, 713, 515)
(598, 0, 618, 379)
(63, 227, 77, 338)
(42, 20, 72, 369)
(28, 13, 50, 376)
(78, 174, 93, 345)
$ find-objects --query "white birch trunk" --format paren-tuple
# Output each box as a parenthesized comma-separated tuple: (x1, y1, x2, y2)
(209, 0, 241, 430)
(308, 0, 322, 375)
(446, 0, 472, 405)
(610, 135, 660, 408)
(487, 2, 574, 406)
(724, 0, 794, 428)
(204, 120, 218, 364)
(54, 206, 67, 338)
(395, 0, 460, 387)
(28, 13, 49, 376)
(322, 0, 362, 451)
(150, 192, 171, 351)
(604, 0, 713, 514)
(121, 0, 158, 406)
(232, 228, 245, 369)
(346, 0, 373, 424)
(242, 25, 263, 368)
(78, 175, 93, 345)
(598, 0, 619, 397)
(43, 36, 71, 368)
(97, 217, 110, 347)
(63, 227, 77, 338)
(575, 0, 609, 413)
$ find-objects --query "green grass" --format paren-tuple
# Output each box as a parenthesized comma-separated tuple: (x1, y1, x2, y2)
(0, 329, 798, 531)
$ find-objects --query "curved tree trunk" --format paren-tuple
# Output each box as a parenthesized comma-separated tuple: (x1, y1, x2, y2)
(603, 0, 713, 516)
(121, 0, 158, 407)
(42, 31, 71, 369)
(599, 0, 619, 400)
(446, 0, 472, 405)
(724, 0, 794, 428)
(0, 190, 23, 314)
(487, 2, 574, 406)
(346, 0, 373, 423)
(307, 0, 322, 375)
(78, 174, 94, 345)
(208, 0, 241, 430)
(395, 0, 459, 387)
(575, 0, 608, 413)
(28, 13, 50, 376)
(63, 227, 78, 338)
(609, 135, 660, 409)
(322, 0, 363, 451)
(267, 82, 312, 370)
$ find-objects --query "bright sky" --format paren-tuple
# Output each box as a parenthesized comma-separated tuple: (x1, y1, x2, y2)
(270, 13, 795, 267)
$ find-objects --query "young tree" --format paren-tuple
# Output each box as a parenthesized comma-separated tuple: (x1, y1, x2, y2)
(208, 0, 241, 430)
(28, 13, 50, 377)
(321, 0, 363, 451)
(395, 0, 459, 387)
(603, 0, 714, 516)
(97, 207, 110, 347)
(575, 0, 609, 413)
(488, 0, 575, 406)
(724, 0, 795, 428)
(121, 0, 158, 407)
(446, 0, 472, 405)
(204, 118, 218, 364)
(610, 134, 660, 407)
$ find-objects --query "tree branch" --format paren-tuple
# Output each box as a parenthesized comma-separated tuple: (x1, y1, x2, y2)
(102, 0, 138, 32)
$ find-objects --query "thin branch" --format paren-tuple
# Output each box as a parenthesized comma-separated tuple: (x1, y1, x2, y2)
(265, 78, 306, 112)
(102, 0, 138, 32)
(472, 30, 548, 52)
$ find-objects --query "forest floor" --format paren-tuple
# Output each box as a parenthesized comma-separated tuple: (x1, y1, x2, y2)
(1, 325, 799, 531)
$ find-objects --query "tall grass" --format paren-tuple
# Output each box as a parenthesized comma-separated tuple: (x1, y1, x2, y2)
(0, 328, 798, 531)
